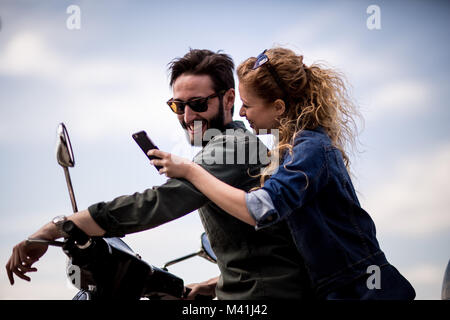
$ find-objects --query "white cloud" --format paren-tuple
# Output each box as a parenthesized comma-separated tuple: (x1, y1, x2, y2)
(401, 263, 446, 300)
(403, 264, 445, 286)
(0, 32, 64, 77)
(0, 32, 177, 143)
(362, 144, 450, 236)
(364, 80, 431, 120)
(61, 68, 174, 142)
(273, 9, 433, 123)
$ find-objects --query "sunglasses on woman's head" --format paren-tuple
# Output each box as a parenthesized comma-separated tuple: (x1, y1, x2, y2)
(252, 49, 271, 70)
(166, 91, 224, 115)
(252, 49, 289, 101)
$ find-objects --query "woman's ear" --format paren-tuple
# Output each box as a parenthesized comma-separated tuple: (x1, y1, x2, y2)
(273, 99, 286, 116)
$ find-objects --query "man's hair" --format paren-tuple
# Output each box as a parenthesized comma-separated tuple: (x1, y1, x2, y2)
(168, 49, 235, 114)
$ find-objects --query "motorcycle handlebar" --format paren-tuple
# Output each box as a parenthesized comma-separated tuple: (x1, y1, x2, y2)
(59, 220, 193, 300)
(62, 220, 90, 247)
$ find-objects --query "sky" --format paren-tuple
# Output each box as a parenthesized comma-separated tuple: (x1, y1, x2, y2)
(0, 0, 449, 300)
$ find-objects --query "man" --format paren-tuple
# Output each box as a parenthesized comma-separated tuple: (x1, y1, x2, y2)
(6, 49, 312, 299)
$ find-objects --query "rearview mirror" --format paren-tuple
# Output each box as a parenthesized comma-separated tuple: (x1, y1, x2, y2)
(56, 123, 75, 168)
(199, 232, 217, 263)
(56, 123, 78, 213)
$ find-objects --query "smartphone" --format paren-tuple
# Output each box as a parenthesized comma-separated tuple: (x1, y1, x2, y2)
(132, 130, 162, 171)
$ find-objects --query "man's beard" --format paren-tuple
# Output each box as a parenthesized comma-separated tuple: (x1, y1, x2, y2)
(181, 99, 226, 147)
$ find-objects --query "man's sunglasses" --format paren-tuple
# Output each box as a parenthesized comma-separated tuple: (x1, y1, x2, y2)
(252, 49, 289, 102)
(166, 90, 225, 115)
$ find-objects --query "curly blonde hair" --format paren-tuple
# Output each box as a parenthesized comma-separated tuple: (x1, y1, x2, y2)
(237, 47, 361, 187)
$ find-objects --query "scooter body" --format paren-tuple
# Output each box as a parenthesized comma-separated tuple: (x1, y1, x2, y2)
(63, 229, 185, 300)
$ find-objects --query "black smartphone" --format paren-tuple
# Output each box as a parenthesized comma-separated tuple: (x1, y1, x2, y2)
(132, 130, 162, 171)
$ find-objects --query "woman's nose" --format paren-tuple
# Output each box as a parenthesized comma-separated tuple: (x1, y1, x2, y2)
(239, 106, 246, 117)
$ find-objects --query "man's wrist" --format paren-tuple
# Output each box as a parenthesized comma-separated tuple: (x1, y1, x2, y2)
(52, 215, 69, 238)
(30, 221, 62, 241)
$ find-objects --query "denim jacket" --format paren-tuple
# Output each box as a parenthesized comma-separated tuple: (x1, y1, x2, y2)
(246, 127, 416, 299)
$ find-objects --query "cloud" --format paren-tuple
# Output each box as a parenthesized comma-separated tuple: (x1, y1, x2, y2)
(0, 32, 177, 143)
(401, 263, 446, 300)
(0, 32, 168, 91)
(403, 263, 445, 286)
(0, 32, 64, 77)
(364, 79, 431, 120)
(272, 6, 434, 123)
(60, 65, 174, 142)
(362, 144, 450, 236)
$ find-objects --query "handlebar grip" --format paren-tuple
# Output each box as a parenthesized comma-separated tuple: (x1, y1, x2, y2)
(62, 220, 90, 246)
(183, 286, 192, 299)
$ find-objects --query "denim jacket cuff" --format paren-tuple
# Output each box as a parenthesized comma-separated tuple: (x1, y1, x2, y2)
(246, 189, 280, 230)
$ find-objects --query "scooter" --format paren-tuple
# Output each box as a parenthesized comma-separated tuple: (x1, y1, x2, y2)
(27, 123, 217, 300)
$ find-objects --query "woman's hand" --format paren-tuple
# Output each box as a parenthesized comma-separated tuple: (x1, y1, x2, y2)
(149, 150, 256, 226)
(148, 149, 193, 179)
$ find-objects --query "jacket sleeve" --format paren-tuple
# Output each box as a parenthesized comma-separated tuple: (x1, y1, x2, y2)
(88, 177, 208, 237)
(89, 133, 263, 237)
(251, 137, 329, 229)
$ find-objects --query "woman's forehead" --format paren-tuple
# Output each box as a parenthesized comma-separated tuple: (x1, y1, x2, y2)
(239, 82, 259, 102)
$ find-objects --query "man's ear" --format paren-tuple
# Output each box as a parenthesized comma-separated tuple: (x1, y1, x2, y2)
(273, 99, 286, 116)
(223, 88, 235, 112)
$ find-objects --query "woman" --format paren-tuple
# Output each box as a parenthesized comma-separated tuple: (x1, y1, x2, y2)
(150, 47, 415, 299)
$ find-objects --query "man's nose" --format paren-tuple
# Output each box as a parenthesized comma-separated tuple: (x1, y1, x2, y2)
(184, 105, 198, 124)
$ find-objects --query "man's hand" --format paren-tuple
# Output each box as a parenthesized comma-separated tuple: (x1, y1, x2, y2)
(185, 276, 219, 300)
(6, 239, 48, 285)
(6, 210, 105, 285)
(5, 221, 60, 285)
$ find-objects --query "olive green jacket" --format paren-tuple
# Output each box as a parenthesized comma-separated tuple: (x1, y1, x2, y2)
(88, 121, 264, 236)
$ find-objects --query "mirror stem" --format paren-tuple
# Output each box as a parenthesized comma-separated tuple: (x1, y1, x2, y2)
(163, 250, 203, 269)
(63, 167, 78, 213)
